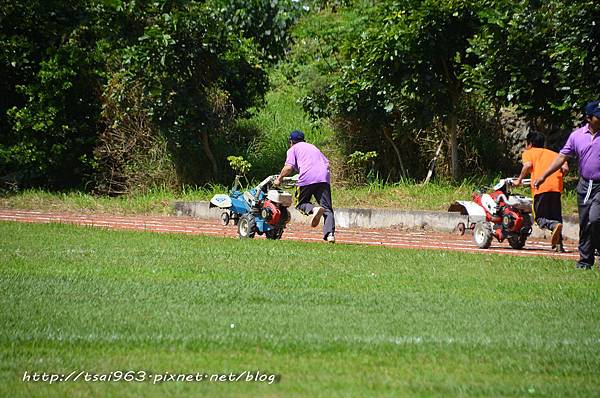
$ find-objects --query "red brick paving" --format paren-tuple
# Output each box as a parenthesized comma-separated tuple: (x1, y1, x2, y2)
(0, 209, 578, 260)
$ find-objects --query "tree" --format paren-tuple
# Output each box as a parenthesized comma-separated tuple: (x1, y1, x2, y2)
(462, 0, 600, 130)
(112, 1, 269, 181)
(319, 0, 483, 180)
(214, 0, 308, 62)
(0, 0, 105, 187)
(305, 0, 599, 180)
(0, 0, 301, 190)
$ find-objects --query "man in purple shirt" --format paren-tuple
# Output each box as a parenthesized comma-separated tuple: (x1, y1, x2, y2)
(535, 100, 600, 269)
(274, 130, 336, 243)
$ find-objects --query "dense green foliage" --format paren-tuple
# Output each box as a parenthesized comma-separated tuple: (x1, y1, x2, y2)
(301, 0, 599, 179)
(463, 0, 600, 129)
(1, 0, 105, 188)
(0, 0, 302, 191)
(2, 222, 599, 396)
(0, 0, 598, 190)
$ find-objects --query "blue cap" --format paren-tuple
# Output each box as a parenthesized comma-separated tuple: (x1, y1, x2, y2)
(584, 100, 600, 118)
(289, 130, 305, 142)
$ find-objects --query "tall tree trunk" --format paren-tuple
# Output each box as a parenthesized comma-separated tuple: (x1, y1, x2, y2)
(423, 140, 444, 184)
(440, 56, 461, 181)
(448, 112, 459, 180)
(201, 130, 218, 179)
(383, 127, 407, 178)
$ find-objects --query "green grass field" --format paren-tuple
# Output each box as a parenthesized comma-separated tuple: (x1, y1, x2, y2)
(1, 222, 599, 397)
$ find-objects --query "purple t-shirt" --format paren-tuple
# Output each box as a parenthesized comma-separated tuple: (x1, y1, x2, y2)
(560, 123, 600, 180)
(285, 142, 330, 186)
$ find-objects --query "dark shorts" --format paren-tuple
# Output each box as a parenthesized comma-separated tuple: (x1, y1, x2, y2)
(533, 191, 562, 225)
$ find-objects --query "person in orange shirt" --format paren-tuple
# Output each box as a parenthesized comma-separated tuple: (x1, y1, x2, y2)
(514, 131, 568, 252)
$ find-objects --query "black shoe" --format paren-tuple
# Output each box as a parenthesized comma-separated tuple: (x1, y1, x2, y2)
(576, 261, 592, 270)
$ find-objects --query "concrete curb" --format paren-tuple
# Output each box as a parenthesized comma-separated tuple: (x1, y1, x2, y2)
(173, 201, 579, 241)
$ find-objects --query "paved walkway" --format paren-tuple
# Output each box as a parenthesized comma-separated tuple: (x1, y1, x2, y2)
(0, 209, 578, 260)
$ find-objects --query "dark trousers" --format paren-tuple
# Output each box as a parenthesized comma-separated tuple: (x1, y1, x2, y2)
(576, 178, 600, 266)
(533, 191, 562, 234)
(296, 182, 335, 240)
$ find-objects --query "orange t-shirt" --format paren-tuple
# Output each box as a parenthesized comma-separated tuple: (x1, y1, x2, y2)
(522, 147, 563, 195)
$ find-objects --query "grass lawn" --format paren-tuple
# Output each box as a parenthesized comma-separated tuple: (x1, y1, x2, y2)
(1, 222, 599, 397)
(0, 181, 580, 217)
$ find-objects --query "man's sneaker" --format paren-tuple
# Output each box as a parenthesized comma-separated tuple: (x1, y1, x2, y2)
(551, 223, 563, 248)
(310, 206, 324, 227)
(576, 261, 592, 270)
(327, 234, 336, 243)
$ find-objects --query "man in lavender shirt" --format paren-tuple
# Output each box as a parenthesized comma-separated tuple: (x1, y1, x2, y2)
(274, 130, 336, 243)
(534, 100, 600, 269)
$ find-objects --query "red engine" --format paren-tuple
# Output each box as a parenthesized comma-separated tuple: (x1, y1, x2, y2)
(260, 199, 289, 226)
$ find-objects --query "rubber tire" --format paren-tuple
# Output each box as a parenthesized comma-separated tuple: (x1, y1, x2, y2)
(473, 221, 493, 249)
(508, 235, 526, 249)
(265, 228, 284, 240)
(456, 222, 466, 236)
(280, 207, 291, 225)
(220, 212, 230, 226)
(521, 214, 533, 234)
(508, 215, 532, 249)
(237, 214, 256, 239)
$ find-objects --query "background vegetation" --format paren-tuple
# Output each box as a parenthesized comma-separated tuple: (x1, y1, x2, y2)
(0, 181, 581, 217)
(1, 0, 598, 194)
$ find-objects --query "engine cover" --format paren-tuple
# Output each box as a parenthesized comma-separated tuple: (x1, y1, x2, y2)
(501, 207, 523, 233)
(267, 190, 293, 207)
(261, 200, 282, 225)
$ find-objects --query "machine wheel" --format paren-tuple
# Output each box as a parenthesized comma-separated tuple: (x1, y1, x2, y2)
(521, 214, 533, 233)
(455, 222, 466, 236)
(508, 235, 527, 249)
(220, 212, 230, 226)
(237, 214, 256, 239)
(473, 221, 493, 249)
(281, 207, 291, 224)
(266, 228, 284, 240)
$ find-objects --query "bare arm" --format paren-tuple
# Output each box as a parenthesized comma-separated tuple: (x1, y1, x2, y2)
(533, 154, 568, 189)
(561, 161, 569, 176)
(273, 164, 294, 186)
(513, 161, 533, 186)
